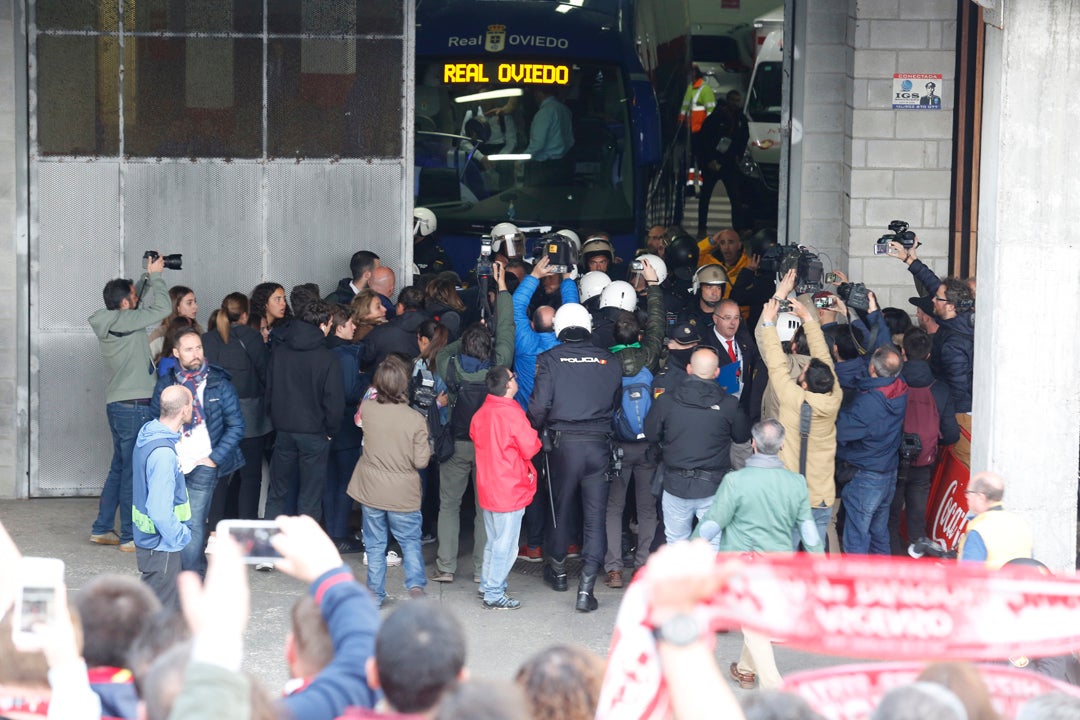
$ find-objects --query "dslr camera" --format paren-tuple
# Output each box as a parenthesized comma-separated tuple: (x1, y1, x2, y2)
(874, 220, 917, 255)
(836, 281, 871, 312)
(143, 250, 183, 270)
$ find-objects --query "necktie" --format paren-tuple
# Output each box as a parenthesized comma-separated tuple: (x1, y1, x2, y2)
(726, 339, 737, 364)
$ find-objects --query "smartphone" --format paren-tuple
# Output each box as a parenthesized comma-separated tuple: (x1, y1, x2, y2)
(825, 272, 838, 284)
(13, 557, 65, 647)
(216, 520, 283, 564)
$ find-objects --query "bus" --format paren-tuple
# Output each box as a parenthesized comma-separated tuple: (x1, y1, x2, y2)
(414, 0, 691, 273)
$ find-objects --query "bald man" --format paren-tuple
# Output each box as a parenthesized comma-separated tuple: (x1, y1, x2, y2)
(957, 472, 1033, 569)
(644, 347, 751, 542)
(370, 266, 396, 317)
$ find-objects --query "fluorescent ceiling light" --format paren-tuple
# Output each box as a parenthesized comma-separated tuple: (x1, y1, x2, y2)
(453, 88, 524, 104)
(569, 0, 584, 5)
(487, 153, 531, 161)
(556, 4, 573, 12)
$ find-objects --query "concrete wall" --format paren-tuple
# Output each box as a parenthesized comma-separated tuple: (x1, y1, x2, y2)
(839, 0, 957, 311)
(0, 3, 19, 498)
(973, 0, 1080, 571)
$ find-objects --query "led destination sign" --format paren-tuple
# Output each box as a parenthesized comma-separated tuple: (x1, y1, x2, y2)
(443, 62, 570, 85)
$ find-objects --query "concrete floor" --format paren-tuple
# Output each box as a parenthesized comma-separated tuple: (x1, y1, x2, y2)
(0, 497, 851, 695)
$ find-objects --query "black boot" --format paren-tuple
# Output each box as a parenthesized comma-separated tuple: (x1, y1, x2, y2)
(575, 570, 599, 612)
(543, 558, 568, 592)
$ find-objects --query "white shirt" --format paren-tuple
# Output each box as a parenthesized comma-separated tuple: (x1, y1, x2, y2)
(176, 379, 213, 474)
(714, 329, 743, 399)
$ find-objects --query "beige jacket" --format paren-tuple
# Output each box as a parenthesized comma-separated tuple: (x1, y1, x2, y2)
(347, 400, 430, 513)
(755, 318, 842, 507)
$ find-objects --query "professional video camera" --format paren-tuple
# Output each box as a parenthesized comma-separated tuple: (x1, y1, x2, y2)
(143, 250, 183, 270)
(874, 220, 917, 255)
(476, 237, 494, 281)
(761, 244, 824, 295)
(836, 281, 871, 312)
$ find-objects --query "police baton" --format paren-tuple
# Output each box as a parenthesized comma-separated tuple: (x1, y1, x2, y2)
(541, 427, 557, 530)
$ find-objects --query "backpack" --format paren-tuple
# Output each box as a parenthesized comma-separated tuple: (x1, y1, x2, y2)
(410, 363, 454, 462)
(445, 357, 490, 442)
(902, 384, 941, 467)
(612, 366, 654, 442)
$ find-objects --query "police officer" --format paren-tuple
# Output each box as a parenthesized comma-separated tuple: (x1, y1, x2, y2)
(528, 303, 622, 612)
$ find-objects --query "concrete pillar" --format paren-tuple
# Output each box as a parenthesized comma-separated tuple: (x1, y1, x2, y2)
(0, 3, 19, 496)
(973, 0, 1080, 572)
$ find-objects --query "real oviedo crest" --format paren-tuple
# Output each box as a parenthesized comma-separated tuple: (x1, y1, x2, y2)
(485, 24, 506, 53)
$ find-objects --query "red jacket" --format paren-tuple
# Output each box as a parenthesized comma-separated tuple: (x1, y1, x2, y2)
(470, 394, 542, 512)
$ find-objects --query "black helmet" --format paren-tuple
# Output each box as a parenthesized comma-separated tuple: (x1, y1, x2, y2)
(665, 233, 700, 281)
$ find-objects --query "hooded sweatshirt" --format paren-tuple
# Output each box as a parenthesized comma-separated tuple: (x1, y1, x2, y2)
(132, 419, 190, 552)
(267, 320, 344, 437)
(88, 274, 172, 403)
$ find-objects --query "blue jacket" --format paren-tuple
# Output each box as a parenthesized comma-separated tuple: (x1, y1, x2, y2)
(150, 364, 245, 476)
(836, 375, 909, 473)
(328, 338, 368, 450)
(132, 420, 191, 552)
(278, 566, 380, 719)
(512, 274, 579, 409)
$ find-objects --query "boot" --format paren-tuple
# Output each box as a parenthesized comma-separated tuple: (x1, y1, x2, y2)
(575, 570, 599, 612)
(543, 558, 568, 592)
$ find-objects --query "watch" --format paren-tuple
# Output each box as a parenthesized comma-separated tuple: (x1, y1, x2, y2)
(652, 612, 704, 647)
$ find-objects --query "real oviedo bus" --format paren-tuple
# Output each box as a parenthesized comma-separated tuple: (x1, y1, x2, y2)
(414, 0, 691, 273)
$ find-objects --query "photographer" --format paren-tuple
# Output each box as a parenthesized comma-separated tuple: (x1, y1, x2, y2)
(890, 241, 975, 413)
(820, 272, 893, 391)
(89, 252, 172, 551)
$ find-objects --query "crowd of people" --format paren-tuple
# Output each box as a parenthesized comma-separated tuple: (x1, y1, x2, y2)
(7, 208, 1074, 718)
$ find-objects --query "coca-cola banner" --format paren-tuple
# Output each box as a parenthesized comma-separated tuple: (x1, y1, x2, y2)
(598, 552, 1080, 720)
(783, 663, 1080, 720)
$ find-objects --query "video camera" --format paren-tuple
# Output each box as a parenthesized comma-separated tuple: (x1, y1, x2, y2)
(534, 232, 578, 274)
(761, 244, 824, 294)
(476, 237, 494, 281)
(874, 220, 917, 255)
(837, 281, 871, 312)
(143, 250, 183, 270)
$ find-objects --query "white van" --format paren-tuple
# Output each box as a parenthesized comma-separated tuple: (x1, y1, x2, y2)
(739, 28, 783, 224)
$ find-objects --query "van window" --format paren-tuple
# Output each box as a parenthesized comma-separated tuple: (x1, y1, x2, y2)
(747, 62, 782, 124)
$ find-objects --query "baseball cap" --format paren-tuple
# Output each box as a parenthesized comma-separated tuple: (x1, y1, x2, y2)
(668, 321, 701, 345)
(909, 295, 934, 315)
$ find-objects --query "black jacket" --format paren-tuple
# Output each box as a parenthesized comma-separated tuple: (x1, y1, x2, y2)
(328, 336, 368, 450)
(644, 375, 750, 497)
(907, 259, 974, 413)
(202, 324, 268, 399)
(325, 278, 357, 307)
(528, 339, 623, 433)
(362, 310, 432, 371)
(900, 359, 961, 446)
(267, 320, 344, 437)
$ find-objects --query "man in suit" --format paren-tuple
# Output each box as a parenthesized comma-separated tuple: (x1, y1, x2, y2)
(701, 299, 758, 469)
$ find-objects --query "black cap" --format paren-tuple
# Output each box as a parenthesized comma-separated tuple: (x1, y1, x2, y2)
(909, 295, 934, 315)
(668, 321, 701, 345)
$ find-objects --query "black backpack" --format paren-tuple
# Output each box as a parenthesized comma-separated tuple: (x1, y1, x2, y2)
(445, 356, 490, 441)
(410, 362, 454, 462)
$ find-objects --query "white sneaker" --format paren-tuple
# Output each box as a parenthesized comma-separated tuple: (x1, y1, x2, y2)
(363, 550, 403, 567)
(204, 534, 217, 555)
(255, 561, 274, 572)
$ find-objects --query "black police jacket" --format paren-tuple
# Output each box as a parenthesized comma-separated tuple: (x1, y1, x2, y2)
(527, 338, 622, 434)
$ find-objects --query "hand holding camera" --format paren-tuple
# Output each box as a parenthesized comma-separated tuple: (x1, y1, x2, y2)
(268, 515, 345, 584)
(639, 258, 659, 284)
(775, 268, 798, 298)
(760, 298, 780, 324)
(493, 260, 507, 291)
(531, 255, 555, 279)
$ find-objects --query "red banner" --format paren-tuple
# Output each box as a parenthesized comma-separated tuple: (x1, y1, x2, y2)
(598, 553, 1080, 720)
(783, 662, 1080, 720)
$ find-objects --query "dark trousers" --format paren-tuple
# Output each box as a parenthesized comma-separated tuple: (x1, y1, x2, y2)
(323, 445, 361, 538)
(698, 163, 751, 234)
(136, 546, 182, 610)
(889, 463, 935, 554)
(522, 455, 547, 549)
(267, 431, 331, 522)
(605, 441, 658, 571)
(544, 435, 610, 572)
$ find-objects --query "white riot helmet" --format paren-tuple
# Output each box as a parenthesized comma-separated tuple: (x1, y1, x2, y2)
(490, 222, 524, 258)
(414, 207, 437, 237)
(580, 237, 615, 269)
(578, 271, 612, 303)
(599, 280, 638, 312)
(555, 228, 581, 254)
(777, 311, 802, 343)
(692, 264, 728, 294)
(632, 253, 668, 285)
(553, 303, 592, 340)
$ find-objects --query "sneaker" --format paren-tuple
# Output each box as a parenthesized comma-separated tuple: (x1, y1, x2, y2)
(483, 594, 521, 610)
(605, 570, 624, 589)
(255, 561, 275, 572)
(89, 532, 120, 546)
(408, 587, 426, 599)
(421, 533, 437, 545)
(119, 541, 136, 553)
(517, 545, 543, 563)
(205, 534, 217, 555)
(334, 536, 364, 554)
(566, 544, 582, 559)
(431, 571, 454, 583)
(385, 550, 402, 567)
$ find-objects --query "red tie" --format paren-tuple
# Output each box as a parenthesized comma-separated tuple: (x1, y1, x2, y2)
(726, 339, 737, 364)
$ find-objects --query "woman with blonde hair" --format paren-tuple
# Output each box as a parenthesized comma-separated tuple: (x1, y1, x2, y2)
(350, 288, 387, 341)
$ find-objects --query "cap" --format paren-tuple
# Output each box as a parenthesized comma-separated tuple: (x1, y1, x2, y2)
(909, 295, 935, 315)
(668, 321, 701, 345)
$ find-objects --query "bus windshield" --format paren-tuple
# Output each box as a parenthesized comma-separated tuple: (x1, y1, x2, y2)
(746, 61, 782, 124)
(414, 57, 634, 232)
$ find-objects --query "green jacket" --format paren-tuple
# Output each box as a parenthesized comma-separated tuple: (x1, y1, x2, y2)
(694, 453, 823, 553)
(88, 273, 172, 403)
(611, 285, 665, 376)
(435, 290, 515, 405)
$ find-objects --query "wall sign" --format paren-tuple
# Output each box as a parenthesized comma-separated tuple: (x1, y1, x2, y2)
(893, 73, 943, 109)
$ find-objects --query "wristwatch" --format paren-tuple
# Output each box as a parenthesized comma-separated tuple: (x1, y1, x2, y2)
(652, 612, 704, 647)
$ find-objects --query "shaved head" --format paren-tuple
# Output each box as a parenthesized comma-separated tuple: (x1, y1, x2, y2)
(370, 266, 396, 298)
(533, 306, 555, 334)
(688, 348, 720, 380)
(970, 471, 1005, 502)
(159, 385, 192, 421)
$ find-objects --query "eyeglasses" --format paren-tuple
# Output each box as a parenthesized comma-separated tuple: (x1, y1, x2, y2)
(964, 490, 982, 496)
(932, 295, 947, 303)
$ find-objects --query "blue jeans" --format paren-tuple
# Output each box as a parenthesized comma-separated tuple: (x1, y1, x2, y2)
(481, 508, 525, 603)
(94, 402, 153, 543)
(362, 506, 425, 605)
(662, 491, 713, 544)
(180, 464, 219, 577)
(840, 469, 897, 555)
(795, 504, 834, 551)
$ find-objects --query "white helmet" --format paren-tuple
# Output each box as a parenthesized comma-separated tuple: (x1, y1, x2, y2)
(599, 281, 638, 312)
(632, 253, 668, 285)
(777, 312, 802, 342)
(553, 303, 592, 340)
(580, 237, 615, 267)
(692, 264, 728, 294)
(578, 271, 612, 303)
(414, 207, 437, 237)
(555, 228, 581, 253)
(490, 222, 524, 257)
